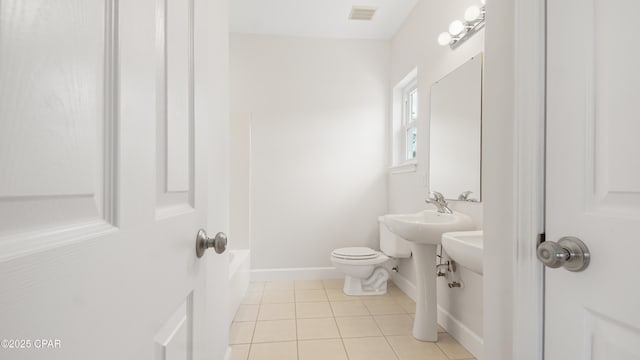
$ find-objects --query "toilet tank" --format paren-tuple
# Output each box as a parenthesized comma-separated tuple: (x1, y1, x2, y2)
(378, 216, 412, 258)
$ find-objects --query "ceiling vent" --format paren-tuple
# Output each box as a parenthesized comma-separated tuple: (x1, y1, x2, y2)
(349, 6, 377, 21)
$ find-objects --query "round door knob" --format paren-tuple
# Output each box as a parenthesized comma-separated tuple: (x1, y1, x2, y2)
(536, 241, 568, 268)
(536, 236, 590, 272)
(196, 229, 227, 258)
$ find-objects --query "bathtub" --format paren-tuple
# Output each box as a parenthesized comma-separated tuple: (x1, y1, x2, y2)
(228, 249, 250, 323)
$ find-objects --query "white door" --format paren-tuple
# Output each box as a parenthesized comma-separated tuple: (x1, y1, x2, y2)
(0, 0, 229, 359)
(545, 0, 640, 358)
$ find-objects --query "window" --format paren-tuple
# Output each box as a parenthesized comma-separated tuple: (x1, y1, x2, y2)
(391, 69, 418, 172)
(402, 82, 418, 161)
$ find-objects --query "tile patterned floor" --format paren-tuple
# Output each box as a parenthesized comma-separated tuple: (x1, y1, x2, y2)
(230, 279, 476, 360)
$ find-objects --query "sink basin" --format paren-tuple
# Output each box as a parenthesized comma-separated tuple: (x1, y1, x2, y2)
(381, 209, 475, 342)
(383, 210, 474, 245)
(442, 230, 483, 275)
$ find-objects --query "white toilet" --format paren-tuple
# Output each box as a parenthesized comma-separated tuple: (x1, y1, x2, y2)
(330, 217, 412, 296)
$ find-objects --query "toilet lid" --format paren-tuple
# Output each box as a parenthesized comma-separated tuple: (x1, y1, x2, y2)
(332, 247, 378, 260)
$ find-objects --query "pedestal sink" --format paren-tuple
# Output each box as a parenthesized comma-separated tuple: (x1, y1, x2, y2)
(382, 210, 474, 341)
(441, 230, 483, 275)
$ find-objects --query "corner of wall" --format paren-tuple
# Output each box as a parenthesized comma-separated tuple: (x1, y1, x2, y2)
(481, 0, 516, 358)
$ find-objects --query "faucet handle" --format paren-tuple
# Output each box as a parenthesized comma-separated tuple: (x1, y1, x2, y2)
(457, 191, 478, 202)
(429, 191, 445, 202)
(458, 191, 473, 200)
(426, 191, 454, 214)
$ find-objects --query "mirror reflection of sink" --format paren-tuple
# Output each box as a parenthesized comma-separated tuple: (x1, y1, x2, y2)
(442, 230, 483, 275)
(381, 210, 475, 342)
(382, 210, 474, 245)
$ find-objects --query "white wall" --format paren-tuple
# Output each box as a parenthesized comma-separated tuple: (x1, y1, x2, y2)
(482, 0, 515, 358)
(229, 112, 251, 250)
(388, 0, 485, 354)
(230, 33, 390, 270)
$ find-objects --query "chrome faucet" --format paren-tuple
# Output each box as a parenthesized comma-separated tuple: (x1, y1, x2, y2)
(426, 191, 453, 214)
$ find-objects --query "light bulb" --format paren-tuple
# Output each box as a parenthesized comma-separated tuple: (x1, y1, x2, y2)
(438, 32, 452, 46)
(464, 5, 481, 22)
(480, 0, 486, 5)
(448, 20, 464, 36)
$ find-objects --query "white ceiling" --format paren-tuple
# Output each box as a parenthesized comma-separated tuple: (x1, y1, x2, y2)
(229, 0, 420, 40)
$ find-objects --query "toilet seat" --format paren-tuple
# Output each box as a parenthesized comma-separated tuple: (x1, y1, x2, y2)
(331, 247, 378, 260)
(331, 247, 388, 265)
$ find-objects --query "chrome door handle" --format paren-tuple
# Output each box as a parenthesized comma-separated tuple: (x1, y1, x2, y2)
(195, 229, 227, 257)
(536, 236, 590, 272)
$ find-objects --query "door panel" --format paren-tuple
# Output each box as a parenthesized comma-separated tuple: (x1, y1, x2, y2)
(590, 0, 640, 215)
(0, 0, 117, 255)
(165, 0, 192, 194)
(156, 0, 195, 212)
(0, 0, 228, 359)
(546, 0, 640, 358)
(585, 310, 640, 360)
(154, 296, 193, 360)
(0, 0, 108, 198)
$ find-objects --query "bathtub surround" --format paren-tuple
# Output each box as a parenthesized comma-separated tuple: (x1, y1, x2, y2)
(230, 112, 252, 251)
(229, 249, 252, 325)
(229, 111, 253, 325)
(230, 34, 390, 272)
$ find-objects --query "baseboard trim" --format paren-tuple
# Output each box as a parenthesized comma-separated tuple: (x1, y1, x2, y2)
(389, 271, 417, 301)
(390, 272, 483, 360)
(251, 267, 483, 358)
(437, 306, 484, 360)
(250, 267, 342, 282)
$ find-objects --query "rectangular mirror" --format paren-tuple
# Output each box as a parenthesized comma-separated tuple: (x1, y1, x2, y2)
(429, 54, 482, 201)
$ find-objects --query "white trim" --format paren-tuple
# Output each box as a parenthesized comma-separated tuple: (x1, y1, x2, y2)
(250, 267, 342, 282)
(104, 0, 119, 227)
(389, 160, 418, 175)
(512, 0, 546, 359)
(155, 204, 194, 220)
(228, 250, 251, 325)
(390, 270, 417, 300)
(391, 68, 418, 166)
(390, 271, 484, 359)
(401, 80, 418, 162)
(394, 68, 419, 91)
(223, 346, 232, 360)
(438, 306, 484, 360)
(0, 220, 117, 262)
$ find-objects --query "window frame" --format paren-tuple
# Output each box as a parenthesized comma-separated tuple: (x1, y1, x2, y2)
(390, 68, 418, 173)
(401, 80, 418, 162)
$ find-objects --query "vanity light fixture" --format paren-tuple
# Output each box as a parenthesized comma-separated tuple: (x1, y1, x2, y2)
(437, 1, 486, 49)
